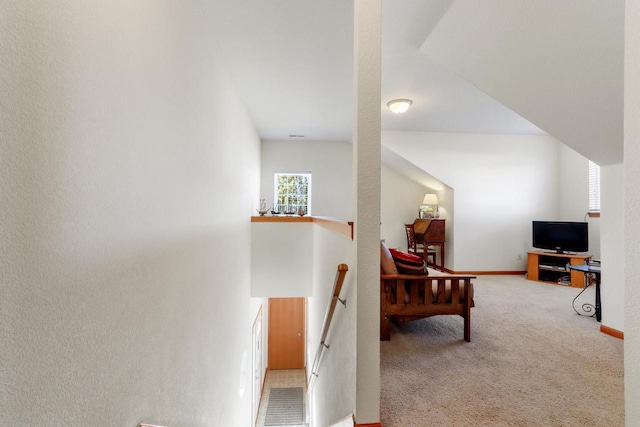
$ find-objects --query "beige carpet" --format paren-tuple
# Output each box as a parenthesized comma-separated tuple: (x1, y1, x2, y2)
(380, 275, 624, 427)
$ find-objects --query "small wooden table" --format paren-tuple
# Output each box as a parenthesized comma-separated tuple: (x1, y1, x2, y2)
(568, 264, 602, 322)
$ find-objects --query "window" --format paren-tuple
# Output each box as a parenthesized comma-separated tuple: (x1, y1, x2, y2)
(588, 160, 600, 212)
(274, 173, 311, 215)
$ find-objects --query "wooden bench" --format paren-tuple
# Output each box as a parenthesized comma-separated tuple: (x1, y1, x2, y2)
(380, 270, 475, 341)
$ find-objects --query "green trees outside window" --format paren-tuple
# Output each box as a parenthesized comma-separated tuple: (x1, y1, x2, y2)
(274, 173, 311, 215)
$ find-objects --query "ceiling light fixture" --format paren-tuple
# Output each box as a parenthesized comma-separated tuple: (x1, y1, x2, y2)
(387, 98, 413, 114)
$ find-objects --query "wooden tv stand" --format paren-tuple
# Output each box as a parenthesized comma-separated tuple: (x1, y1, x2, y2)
(527, 251, 591, 288)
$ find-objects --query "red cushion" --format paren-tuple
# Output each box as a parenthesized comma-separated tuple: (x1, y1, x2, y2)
(389, 249, 424, 266)
(389, 248, 428, 275)
(395, 261, 428, 275)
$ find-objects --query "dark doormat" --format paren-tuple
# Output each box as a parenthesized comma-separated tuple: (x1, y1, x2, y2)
(264, 387, 304, 426)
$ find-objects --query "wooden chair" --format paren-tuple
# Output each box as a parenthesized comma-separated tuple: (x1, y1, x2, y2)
(413, 219, 445, 271)
(404, 223, 436, 266)
(380, 240, 475, 342)
(380, 271, 475, 341)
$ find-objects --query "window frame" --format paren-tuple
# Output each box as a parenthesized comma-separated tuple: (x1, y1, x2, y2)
(588, 160, 600, 216)
(273, 172, 312, 215)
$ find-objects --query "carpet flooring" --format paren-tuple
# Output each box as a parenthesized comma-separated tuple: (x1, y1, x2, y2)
(380, 274, 624, 427)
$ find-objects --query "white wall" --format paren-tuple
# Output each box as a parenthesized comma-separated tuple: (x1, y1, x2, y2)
(380, 165, 453, 259)
(353, 2, 382, 422)
(421, 0, 624, 166)
(0, 1, 261, 425)
(251, 222, 314, 297)
(625, 1, 640, 423)
(260, 140, 354, 219)
(383, 131, 562, 271)
(273, 132, 596, 273)
(600, 164, 624, 332)
(557, 144, 601, 258)
(308, 226, 357, 427)
(380, 165, 435, 250)
(261, 139, 443, 260)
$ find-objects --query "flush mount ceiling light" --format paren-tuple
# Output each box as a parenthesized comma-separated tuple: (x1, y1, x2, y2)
(387, 98, 412, 114)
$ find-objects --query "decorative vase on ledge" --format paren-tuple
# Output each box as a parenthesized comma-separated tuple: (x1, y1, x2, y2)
(256, 198, 270, 216)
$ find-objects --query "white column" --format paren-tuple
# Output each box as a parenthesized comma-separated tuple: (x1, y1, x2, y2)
(625, 0, 640, 424)
(353, 0, 381, 423)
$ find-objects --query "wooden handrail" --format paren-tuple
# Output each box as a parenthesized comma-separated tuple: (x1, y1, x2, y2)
(251, 215, 354, 240)
(309, 264, 349, 390)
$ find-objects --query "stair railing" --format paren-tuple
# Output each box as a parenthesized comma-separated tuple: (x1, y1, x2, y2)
(308, 263, 349, 390)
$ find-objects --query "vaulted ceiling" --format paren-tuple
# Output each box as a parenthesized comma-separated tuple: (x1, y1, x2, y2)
(202, 0, 624, 165)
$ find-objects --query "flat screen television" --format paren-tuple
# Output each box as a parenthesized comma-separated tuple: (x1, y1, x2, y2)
(532, 221, 589, 254)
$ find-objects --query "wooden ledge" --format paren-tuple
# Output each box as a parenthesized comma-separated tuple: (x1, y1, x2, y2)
(252, 215, 313, 223)
(251, 215, 354, 240)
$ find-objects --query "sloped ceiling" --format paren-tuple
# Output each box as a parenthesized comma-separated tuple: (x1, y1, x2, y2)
(381, 0, 544, 136)
(421, 0, 624, 165)
(382, 146, 449, 192)
(201, 1, 624, 166)
(201, 0, 544, 142)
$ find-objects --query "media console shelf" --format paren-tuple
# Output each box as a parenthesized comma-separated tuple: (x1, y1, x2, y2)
(527, 251, 591, 288)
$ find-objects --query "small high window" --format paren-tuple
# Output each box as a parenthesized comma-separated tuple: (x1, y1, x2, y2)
(274, 173, 311, 215)
(588, 160, 600, 212)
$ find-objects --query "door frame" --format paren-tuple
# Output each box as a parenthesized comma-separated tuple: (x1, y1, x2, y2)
(251, 306, 263, 426)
